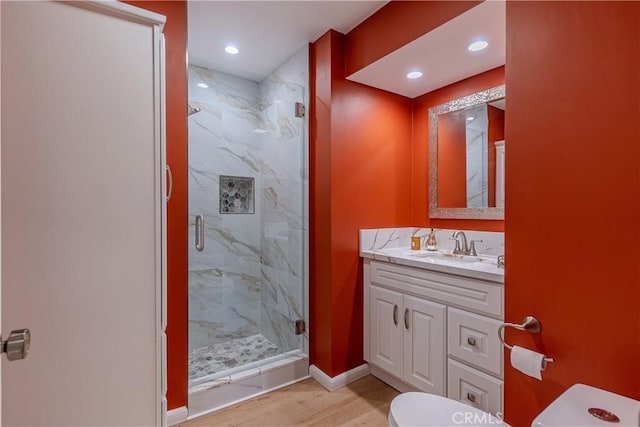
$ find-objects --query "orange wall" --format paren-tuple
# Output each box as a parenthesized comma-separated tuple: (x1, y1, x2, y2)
(122, 0, 188, 410)
(411, 67, 505, 231)
(310, 30, 413, 376)
(345, 1, 481, 76)
(505, 2, 640, 426)
(437, 111, 467, 208)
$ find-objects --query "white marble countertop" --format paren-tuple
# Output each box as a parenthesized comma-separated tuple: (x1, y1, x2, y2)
(360, 247, 504, 284)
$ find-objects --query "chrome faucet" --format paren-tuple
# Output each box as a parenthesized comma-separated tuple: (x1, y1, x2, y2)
(451, 231, 483, 256)
(452, 231, 468, 255)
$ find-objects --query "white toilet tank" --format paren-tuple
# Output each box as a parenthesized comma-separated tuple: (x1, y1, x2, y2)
(532, 384, 640, 426)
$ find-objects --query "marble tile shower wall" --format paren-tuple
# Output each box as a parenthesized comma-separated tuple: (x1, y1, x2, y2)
(258, 47, 307, 353)
(188, 66, 262, 352)
(188, 46, 308, 355)
(466, 104, 488, 208)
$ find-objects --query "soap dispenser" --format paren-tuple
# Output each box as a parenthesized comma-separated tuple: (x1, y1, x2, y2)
(425, 228, 438, 251)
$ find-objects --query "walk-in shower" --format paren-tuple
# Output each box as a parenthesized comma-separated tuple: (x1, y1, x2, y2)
(187, 46, 309, 415)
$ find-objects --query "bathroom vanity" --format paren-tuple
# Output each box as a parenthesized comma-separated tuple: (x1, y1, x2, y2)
(361, 228, 505, 416)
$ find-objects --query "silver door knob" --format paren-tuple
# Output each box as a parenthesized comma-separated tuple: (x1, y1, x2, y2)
(2, 329, 30, 361)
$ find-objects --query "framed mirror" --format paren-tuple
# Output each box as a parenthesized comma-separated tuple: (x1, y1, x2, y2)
(429, 85, 505, 220)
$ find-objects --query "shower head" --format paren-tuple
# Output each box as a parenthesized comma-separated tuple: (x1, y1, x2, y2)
(188, 104, 201, 116)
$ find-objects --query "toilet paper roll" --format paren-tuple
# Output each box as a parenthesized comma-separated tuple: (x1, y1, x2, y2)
(510, 345, 547, 380)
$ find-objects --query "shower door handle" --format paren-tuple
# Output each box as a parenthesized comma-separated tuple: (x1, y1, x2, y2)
(195, 215, 204, 252)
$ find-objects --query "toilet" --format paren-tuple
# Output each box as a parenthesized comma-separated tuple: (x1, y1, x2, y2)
(388, 392, 509, 427)
(389, 384, 640, 427)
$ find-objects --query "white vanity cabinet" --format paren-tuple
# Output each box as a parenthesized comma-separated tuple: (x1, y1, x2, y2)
(363, 257, 505, 415)
(369, 285, 446, 394)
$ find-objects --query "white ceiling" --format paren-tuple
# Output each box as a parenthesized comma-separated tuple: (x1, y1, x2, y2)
(347, 1, 506, 98)
(187, 1, 505, 97)
(188, 1, 387, 82)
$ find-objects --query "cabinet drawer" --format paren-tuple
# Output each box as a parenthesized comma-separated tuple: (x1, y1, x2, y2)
(448, 359, 503, 416)
(370, 261, 502, 317)
(448, 308, 503, 377)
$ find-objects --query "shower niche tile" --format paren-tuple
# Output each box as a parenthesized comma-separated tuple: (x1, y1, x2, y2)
(220, 175, 255, 214)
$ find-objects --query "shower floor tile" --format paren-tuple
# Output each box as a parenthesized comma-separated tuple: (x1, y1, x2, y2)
(189, 334, 281, 381)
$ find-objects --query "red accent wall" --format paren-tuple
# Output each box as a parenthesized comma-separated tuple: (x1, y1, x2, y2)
(310, 30, 413, 376)
(437, 111, 467, 208)
(345, 1, 481, 76)
(504, 2, 640, 426)
(123, 0, 188, 410)
(310, 0, 508, 381)
(411, 67, 505, 231)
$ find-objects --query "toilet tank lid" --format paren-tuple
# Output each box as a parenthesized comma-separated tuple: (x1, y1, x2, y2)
(532, 384, 640, 427)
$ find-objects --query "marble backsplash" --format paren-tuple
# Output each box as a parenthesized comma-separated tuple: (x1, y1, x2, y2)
(360, 227, 504, 257)
(188, 46, 308, 356)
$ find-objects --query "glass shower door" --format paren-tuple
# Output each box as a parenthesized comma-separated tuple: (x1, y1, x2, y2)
(187, 64, 307, 385)
(257, 78, 307, 357)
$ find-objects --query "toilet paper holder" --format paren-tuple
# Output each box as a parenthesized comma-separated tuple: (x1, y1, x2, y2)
(498, 316, 555, 363)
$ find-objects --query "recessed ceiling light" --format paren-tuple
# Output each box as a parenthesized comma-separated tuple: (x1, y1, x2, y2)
(466, 117, 474, 121)
(197, 83, 208, 88)
(406, 71, 423, 79)
(225, 45, 239, 55)
(468, 40, 489, 52)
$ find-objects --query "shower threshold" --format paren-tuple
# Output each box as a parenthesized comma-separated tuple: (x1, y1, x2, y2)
(187, 345, 309, 419)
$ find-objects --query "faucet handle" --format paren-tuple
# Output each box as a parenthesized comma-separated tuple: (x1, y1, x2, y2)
(468, 240, 483, 257)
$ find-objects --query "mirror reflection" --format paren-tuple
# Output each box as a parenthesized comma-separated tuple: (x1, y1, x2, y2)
(429, 85, 505, 220)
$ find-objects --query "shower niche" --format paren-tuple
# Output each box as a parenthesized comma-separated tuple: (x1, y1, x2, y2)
(187, 46, 309, 416)
(219, 175, 254, 214)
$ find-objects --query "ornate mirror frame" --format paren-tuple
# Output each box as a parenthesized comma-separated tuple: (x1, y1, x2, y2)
(428, 85, 505, 220)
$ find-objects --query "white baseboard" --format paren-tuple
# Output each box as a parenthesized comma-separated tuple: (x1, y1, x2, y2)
(309, 363, 370, 392)
(167, 406, 188, 426)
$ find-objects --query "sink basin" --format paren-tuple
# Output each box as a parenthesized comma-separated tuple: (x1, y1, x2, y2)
(408, 250, 482, 263)
(532, 384, 640, 426)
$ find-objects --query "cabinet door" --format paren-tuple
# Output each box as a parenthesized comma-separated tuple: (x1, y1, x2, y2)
(369, 285, 403, 378)
(403, 295, 446, 394)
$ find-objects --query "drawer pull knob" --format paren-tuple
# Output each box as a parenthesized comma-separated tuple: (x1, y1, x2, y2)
(467, 337, 476, 346)
(393, 305, 398, 326)
(467, 392, 477, 403)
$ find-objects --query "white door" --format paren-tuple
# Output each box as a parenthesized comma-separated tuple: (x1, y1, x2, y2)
(369, 285, 403, 378)
(402, 295, 445, 394)
(1, 2, 165, 426)
(0, 2, 3, 420)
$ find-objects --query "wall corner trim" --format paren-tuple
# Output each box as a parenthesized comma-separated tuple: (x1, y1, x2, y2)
(167, 406, 188, 426)
(309, 364, 371, 392)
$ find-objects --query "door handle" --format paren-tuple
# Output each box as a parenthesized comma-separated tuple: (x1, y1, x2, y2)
(195, 215, 204, 252)
(404, 308, 409, 330)
(1, 329, 30, 361)
(166, 164, 173, 202)
(392, 305, 398, 326)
